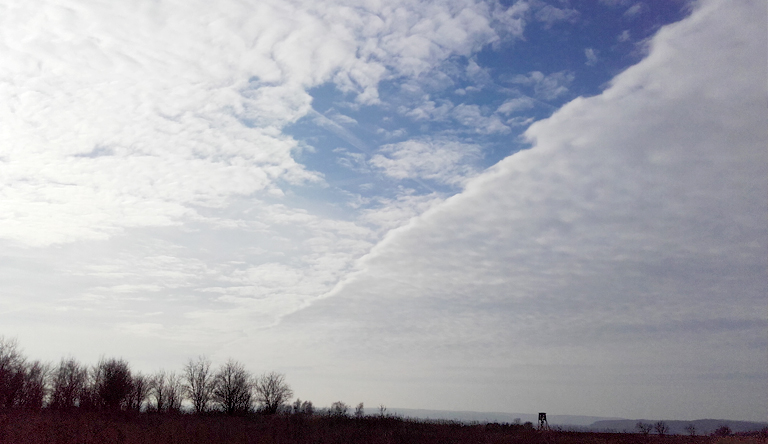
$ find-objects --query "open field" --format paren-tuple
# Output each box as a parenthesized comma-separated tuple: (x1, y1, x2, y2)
(1, 411, 766, 444)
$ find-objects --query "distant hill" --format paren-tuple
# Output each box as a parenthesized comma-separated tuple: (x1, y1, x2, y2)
(364, 409, 767, 435)
(376, 408, 623, 426)
(590, 419, 768, 435)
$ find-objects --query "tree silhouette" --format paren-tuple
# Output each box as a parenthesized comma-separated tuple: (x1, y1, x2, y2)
(330, 401, 349, 417)
(165, 372, 183, 412)
(0, 336, 26, 409)
(50, 357, 87, 410)
(151, 370, 183, 412)
(212, 359, 252, 415)
(18, 360, 49, 410)
(92, 358, 133, 411)
(127, 373, 150, 412)
(636, 422, 652, 435)
(292, 398, 314, 415)
(254, 372, 292, 414)
(184, 356, 215, 413)
(150, 370, 168, 412)
(713, 425, 732, 437)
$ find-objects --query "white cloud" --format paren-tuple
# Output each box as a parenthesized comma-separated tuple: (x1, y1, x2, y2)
(403, 97, 454, 121)
(451, 104, 511, 134)
(0, 195, 383, 355)
(490, 0, 529, 37)
(506, 116, 535, 126)
(585, 47, 599, 65)
(534, 4, 579, 27)
(334, 148, 369, 172)
(330, 113, 359, 126)
(534, 71, 575, 99)
(465, 58, 493, 86)
(598, 0, 632, 6)
(0, 0, 521, 247)
(508, 70, 575, 100)
(496, 96, 536, 114)
(403, 100, 511, 133)
(371, 138, 482, 185)
(359, 193, 444, 235)
(311, 110, 371, 152)
(624, 3, 644, 17)
(618, 30, 631, 42)
(278, 0, 767, 419)
(375, 127, 408, 140)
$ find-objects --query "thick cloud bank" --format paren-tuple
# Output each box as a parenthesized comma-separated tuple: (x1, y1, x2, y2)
(281, 0, 767, 420)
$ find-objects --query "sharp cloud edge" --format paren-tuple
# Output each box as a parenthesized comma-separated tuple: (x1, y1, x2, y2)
(280, 0, 766, 412)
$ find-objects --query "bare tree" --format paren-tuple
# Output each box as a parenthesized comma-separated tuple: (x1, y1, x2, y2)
(713, 425, 732, 437)
(91, 357, 133, 411)
(292, 398, 314, 415)
(184, 356, 215, 413)
(78, 370, 98, 411)
(0, 340, 45, 411)
(355, 402, 365, 418)
(126, 372, 150, 412)
(50, 357, 87, 410)
(292, 397, 302, 414)
(0, 336, 26, 409)
(212, 359, 253, 415)
(654, 421, 669, 436)
(18, 360, 49, 410)
(636, 422, 653, 435)
(150, 370, 168, 412)
(165, 372, 183, 412)
(330, 401, 349, 417)
(379, 404, 387, 417)
(152, 370, 183, 412)
(254, 371, 292, 414)
(684, 423, 697, 436)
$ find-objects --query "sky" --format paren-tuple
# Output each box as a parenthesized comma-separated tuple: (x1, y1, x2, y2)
(0, 0, 766, 422)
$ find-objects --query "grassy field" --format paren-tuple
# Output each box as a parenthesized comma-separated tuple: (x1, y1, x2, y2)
(1, 410, 766, 444)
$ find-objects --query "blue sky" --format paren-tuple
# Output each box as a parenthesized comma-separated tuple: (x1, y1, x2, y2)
(0, 0, 765, 421)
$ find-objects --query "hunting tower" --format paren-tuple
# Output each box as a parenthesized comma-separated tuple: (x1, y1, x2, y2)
(538, 412, 549, 430)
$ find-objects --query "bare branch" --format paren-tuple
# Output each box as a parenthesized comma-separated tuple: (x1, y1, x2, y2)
(184, 356, 215, 413)
(212, 359, 253, 415)
(254, 371, 292, 414)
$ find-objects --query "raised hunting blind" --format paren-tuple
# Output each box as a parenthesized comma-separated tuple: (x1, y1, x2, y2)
(538, 412, 549, 430)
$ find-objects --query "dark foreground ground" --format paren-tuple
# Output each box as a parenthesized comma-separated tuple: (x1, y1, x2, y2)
(1, 410, 766, 444)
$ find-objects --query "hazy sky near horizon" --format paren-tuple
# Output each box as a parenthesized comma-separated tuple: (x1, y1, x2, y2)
(1, 0, 766, 421)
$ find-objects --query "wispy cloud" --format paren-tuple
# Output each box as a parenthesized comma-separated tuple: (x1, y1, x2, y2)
(624, 3, 644, 18)
(371, 138, 482, 185)
(506, 70, 575, 100)
(534, 4, 580, 27)
(1, 0, 522, 247)
(618, 30, 631, 42)
(585, 48, 599, 65)
(496, 97, 537, 114)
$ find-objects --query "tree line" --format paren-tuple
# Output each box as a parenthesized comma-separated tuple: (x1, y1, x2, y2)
(0, 336, 294, 415)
